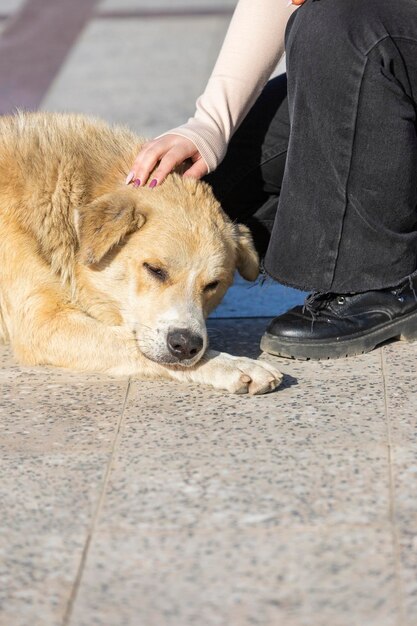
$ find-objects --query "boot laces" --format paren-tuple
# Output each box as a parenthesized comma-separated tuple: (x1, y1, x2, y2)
(302, 291, 337, 332)
(302, 292, 334, 320)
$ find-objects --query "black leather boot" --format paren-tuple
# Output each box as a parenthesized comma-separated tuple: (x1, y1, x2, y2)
(260, 279, 417, 360)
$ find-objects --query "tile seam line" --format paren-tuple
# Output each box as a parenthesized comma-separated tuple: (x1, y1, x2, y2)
(62, 378, 132, 626)
(381, 347, 406, 626)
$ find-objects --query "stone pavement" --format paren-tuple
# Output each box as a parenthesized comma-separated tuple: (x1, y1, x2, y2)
(1, 2, 417, 626)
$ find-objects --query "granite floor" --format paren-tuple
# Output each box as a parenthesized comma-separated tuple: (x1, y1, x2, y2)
(2, 325, 417, 626)
(1, 1, 417, 626)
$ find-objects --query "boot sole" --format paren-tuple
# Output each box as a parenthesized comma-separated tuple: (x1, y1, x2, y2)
(260, 308, 417, 361)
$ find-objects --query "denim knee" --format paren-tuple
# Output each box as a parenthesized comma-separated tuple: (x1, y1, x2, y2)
(286, 0, 390, 69)
(288, 0, 417, 71)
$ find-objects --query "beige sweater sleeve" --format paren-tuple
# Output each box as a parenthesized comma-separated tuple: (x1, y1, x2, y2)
(159, 0, 297, 172)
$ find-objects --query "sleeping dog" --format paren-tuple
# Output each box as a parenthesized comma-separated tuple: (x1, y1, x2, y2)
(0, 112, 282, 394)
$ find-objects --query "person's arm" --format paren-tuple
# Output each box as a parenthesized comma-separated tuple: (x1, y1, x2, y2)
(129, 0, 299, 187)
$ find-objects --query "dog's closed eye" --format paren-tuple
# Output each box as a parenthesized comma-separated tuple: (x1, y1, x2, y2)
(204, 281, 220, 292)
(143, 262, 168, 282)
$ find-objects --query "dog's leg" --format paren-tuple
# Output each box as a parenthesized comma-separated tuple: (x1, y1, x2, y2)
(6, 291, 153, 376)
(166, 350, 283, 395)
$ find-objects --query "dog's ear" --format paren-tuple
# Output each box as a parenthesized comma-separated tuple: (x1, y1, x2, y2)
(234, 224, 259, 281)
(77, 192, 146, 265)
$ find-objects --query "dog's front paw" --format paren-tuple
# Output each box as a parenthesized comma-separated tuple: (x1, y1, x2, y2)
(199, 351, 283, 395)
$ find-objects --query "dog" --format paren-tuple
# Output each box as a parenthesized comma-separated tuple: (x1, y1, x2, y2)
(0, 112, 282, 394)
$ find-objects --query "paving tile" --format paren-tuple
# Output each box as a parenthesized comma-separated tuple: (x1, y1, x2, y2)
(0, 452, 110, 534)
(382, 340, 417, 378)
(0, 355, 127, 536)
(125, 372, 388, 449)
(0, 531, 83, 626)
(206, 317, 269, 359)
(261, 348, 384, 380)
(42, 18, 230, 137)
(0, 374, 127, 455)
(383, 376, 417, 443)
(69, 525, 398, 626)
(0, 367, 125, 622)
(0, 374, 126, 534)
(397, 528, 417, 625)
(391, 446, 417, 526)
(98, 442, 389, 531)
(389, 444, 417, 624)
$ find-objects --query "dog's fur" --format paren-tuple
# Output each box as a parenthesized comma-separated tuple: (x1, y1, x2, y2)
(0, 112, 282, 394)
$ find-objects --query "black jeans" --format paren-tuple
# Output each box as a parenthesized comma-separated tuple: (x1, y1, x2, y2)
(206, 0, 417, 293)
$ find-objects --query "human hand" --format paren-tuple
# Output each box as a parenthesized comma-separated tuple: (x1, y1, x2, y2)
(288, 0, 305, 5)
(126, 134, 208, 188)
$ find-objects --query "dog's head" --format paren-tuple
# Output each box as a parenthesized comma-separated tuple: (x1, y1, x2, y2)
(76, 175, 259, 367)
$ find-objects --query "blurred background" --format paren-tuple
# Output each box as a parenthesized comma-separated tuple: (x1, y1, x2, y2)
(0, 0, 304, 317)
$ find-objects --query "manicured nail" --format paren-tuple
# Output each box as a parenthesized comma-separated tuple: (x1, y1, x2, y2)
(125, 171, 135, 185)
(133, 178, 141, 188)
(149, 178, 157, 189)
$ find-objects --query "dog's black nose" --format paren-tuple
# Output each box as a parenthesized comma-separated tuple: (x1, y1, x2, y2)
(167, 329, 204, 361)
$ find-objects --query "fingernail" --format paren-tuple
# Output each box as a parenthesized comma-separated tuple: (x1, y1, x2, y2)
(149, 179, 157, 189)
(133, 178, 141, 188)
(125, 171, 135, 185)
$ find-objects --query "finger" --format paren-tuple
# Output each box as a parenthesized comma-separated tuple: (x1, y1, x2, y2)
(130, 142, 166, 187)
(183, 158, 209, 179)
(291, 0, 305, 5)
(149, 147, 193, 187)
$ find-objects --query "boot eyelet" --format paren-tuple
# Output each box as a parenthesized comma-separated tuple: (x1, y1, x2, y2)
(398, 295, 405, 303)
(337, 296, 345, 305)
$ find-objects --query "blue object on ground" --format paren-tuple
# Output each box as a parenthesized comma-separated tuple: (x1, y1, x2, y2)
(211, 274, 307, 318)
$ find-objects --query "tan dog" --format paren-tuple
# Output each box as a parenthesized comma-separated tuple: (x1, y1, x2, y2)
(0, 112, 282, 394)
